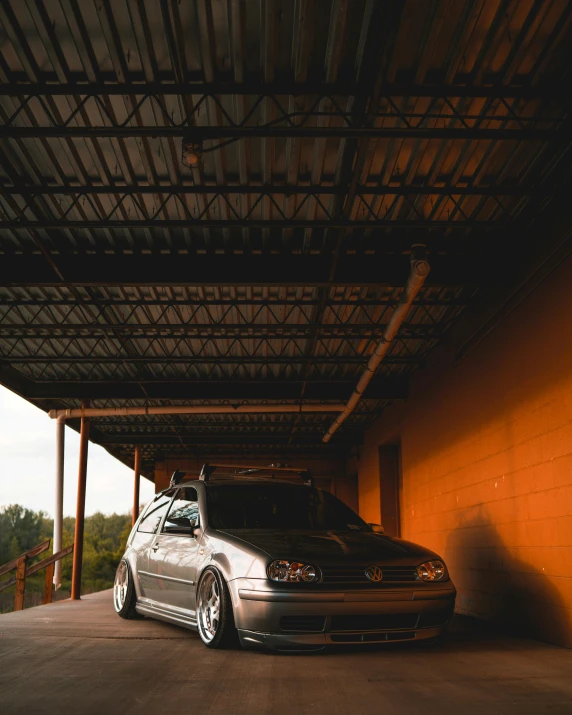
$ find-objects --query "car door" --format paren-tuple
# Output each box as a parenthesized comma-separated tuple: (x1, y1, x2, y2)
(146, 486, 200, 616)
(133, 493, 174, 600)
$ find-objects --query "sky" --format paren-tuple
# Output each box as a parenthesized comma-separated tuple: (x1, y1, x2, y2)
(0, 385, 154, 518)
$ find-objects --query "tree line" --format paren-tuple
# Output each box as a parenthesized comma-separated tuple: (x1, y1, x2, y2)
(0, 504, 132, 612)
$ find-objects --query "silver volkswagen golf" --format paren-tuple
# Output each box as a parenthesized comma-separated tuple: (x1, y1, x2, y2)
(113, 464, 456, 652)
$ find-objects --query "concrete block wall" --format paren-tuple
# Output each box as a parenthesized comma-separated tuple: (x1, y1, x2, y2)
(358, 253, 572, 648)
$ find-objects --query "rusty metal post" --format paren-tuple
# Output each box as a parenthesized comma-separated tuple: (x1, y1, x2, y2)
(53, 415, 65, 589)
(71, 399, 90, 600)
(132, 446, 141, 527)
(14, 556, 27, 611)
(44, 561, 55, 604)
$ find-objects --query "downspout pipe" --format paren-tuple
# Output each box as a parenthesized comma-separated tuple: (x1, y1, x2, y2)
(132, 446, 141, 528)
(53, 415, 65, 590)
(323, 246, 430, 443)
(71, 400, 90, 600)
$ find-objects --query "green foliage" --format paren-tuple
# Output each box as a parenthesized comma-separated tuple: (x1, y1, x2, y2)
(0, 504, 52, 560)
(0, 505, 132, 611)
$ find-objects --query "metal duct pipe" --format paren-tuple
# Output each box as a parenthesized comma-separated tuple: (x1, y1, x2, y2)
(132, 446, 141, 528)
(48, 403, 346, 420)
(53, 415, 65, 590)
(71, 400, 90, 600)
(323, 247, 430, 443)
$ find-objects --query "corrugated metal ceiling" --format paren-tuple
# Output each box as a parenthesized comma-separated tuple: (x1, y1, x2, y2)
(0, 0, 571, 475)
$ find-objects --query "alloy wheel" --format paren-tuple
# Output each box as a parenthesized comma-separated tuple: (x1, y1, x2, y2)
(197, 571, 220, 643)
(113, 561, 128, 613)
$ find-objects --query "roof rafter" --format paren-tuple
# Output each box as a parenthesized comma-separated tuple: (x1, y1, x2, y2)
(0, 254, 490, 287)
(0, 370, 407, 401)
(1, 184, 547, 197)
(1, 126, 566, 141)
(1, 81, 569, 99)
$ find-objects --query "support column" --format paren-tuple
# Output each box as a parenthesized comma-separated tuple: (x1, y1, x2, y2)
(71, 400, 90, 600)
(53, 415, 66, 589)
(132, 446, 141, 527)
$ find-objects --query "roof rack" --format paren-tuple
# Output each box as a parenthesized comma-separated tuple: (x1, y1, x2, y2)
(199, 463, 313, 487)
(169, 469, 188, 487)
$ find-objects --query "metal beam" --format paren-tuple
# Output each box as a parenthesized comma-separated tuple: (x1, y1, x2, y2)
(0, 254, 492, 287)
(0, 184, 545, 197)
(0, 356, 418, 365)
(0, 81, 568, 98)
(0, 323, 445, 338)
(0, 126, 565, 140)
(0, 298, 467, 308)
(5, 377, 407, 401)
(112, 448, 351, 461)
(2, 218, 501, 230)
(91, 419, 362, 428)
(92, 434, 362, 446)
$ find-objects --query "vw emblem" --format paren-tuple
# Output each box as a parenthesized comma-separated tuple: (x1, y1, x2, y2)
(365, 565, 383, 582)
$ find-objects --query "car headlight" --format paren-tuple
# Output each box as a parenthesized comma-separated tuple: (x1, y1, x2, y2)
(417, 560, 447, 582)
(268, 560, 319, 583)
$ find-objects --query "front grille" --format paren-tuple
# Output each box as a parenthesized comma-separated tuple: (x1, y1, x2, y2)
(330, 614, 419, 632)
(330, 632, 416, 643)
(280, 615, 326, 633)
(321, 566, 419, 584)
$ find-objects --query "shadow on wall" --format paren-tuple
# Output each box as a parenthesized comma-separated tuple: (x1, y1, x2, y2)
(446, 507, 572, 649)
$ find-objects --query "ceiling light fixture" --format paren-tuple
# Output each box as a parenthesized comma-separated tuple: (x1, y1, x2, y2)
(181, 136, 203, 167)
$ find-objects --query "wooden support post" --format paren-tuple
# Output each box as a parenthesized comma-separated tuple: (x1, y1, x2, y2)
(71, 399, 90, 600)
(132, 445, 141, 527)
(14, 556, 27, 611)
(44, 561, 55, 604)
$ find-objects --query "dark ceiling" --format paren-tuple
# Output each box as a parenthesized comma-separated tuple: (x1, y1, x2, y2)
(1, 0, 571, 476)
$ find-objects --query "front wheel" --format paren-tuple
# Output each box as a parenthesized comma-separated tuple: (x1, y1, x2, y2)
(196, 567, 238, 648)
(113, 560, 141, 619)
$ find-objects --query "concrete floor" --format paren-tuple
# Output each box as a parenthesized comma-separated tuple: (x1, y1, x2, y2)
(0, 590, 571, 715)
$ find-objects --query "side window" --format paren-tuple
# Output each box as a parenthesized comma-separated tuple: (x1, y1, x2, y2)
(137, 495, 172, 534)
(162, 487, 200, 532)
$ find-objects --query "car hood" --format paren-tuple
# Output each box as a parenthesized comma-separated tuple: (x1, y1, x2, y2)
(216, 529, 439, 565)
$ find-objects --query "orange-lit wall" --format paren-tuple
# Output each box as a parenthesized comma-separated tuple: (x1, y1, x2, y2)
(359, 255, 572, 648)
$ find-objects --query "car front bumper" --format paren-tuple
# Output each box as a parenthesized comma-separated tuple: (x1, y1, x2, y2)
(228, 578, 456, 652)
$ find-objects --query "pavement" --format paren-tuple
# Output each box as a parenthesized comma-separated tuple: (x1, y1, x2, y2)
(1, 589, 571, 714)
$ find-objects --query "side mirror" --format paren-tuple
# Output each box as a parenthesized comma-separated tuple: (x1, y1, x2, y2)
(368, 523, 385, 534)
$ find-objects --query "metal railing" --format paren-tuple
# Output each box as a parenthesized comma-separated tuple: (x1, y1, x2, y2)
(0, 539, 74, 611)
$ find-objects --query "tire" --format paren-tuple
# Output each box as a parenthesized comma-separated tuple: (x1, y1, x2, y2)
(113, 559, 141, 620)
(196, 567, 238, 649)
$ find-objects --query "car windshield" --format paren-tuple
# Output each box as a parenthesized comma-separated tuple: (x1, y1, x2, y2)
(205, 484, 369, 531)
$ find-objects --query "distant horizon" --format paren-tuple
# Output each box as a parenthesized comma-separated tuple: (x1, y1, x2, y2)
(0, 386, 154, 518)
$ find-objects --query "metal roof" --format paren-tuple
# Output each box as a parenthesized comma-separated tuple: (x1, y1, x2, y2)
(1, 0, 571, 477)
